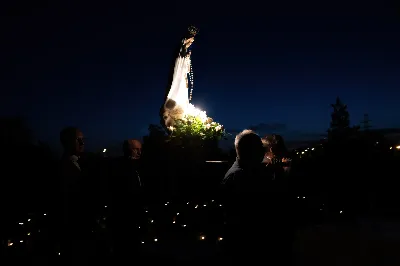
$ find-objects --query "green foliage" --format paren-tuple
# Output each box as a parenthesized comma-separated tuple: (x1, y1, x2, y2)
(169, 114, 226, 142)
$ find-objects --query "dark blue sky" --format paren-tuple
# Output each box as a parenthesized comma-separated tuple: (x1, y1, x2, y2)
(2, 1, 400, 151)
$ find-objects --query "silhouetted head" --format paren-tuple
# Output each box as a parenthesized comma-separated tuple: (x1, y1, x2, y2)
(235, 129, 264, 164)
(261, 135, 278, 162)
(123, 139, 142, 159)
(262, 135, 276, 152)
(271, 134, 288, 158)
(60, 127, 84, 156)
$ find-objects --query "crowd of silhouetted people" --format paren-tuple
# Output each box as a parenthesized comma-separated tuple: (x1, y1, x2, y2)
(2, 122, 400, 264)
(54, 127, 294, 262)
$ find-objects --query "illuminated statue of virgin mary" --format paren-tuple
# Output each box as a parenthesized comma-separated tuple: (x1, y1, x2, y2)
(162, 26, 199, 128)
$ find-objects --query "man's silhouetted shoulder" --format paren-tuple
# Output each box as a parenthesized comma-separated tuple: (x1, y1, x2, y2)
(222, 160, 271, 188)
(221, 160, 243, 190)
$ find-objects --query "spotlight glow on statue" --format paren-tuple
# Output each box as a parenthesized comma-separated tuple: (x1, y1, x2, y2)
(162, 26, 225, 141)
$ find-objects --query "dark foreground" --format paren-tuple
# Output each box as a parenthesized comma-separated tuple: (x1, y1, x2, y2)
(7, 219, 400, 266)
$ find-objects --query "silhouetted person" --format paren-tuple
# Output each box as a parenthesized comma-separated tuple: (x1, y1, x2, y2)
(59, 127, 90, 261)
(221, 130, 289, 264)
(262, 134, 292, 178)
(262, 134, 294, 262)
(109, 139, 143, 259)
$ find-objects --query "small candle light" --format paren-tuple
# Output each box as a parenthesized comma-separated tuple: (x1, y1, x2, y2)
(154, 238, 158, 242)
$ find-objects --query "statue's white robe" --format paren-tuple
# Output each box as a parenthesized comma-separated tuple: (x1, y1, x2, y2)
(166, 55, 190, 112)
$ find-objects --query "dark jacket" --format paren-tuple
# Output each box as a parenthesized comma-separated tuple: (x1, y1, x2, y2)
(110, 157, 143, 217)
(221, 160, 275, 228)
(222, 159, 295, 264)
(221, 159, 289, 258)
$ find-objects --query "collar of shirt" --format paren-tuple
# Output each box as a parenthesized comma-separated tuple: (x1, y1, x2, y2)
(69, 155, 81, 171)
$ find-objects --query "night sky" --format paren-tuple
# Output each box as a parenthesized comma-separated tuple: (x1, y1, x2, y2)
(2, 1, 400, 152)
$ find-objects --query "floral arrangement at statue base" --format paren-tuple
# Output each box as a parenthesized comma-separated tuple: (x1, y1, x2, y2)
(167, 104, 225, 142)
(166, 104, 225, 160)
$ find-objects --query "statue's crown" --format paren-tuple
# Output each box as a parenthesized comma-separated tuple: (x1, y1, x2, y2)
(188, 26, 199, 37)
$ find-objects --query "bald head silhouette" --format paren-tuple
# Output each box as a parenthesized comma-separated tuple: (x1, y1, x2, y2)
(123, 139, 142, 159)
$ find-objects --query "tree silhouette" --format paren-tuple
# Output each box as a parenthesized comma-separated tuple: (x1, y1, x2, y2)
(330, 97, 350, 130)
(328, 97, 353, 139)
(0, 116, 33, 148)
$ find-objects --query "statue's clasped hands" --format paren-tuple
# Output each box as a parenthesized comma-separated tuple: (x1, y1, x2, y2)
(184, 37, 195, 49)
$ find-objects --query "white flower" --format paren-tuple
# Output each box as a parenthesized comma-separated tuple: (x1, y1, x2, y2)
(206, 124, 211, 129)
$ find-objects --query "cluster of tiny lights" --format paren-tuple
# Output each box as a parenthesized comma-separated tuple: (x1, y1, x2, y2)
(137, 201, 225, 244)
(9, 215, 41, 248)
(8, 198, 344, 253)
(296, 144, 400, 155)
